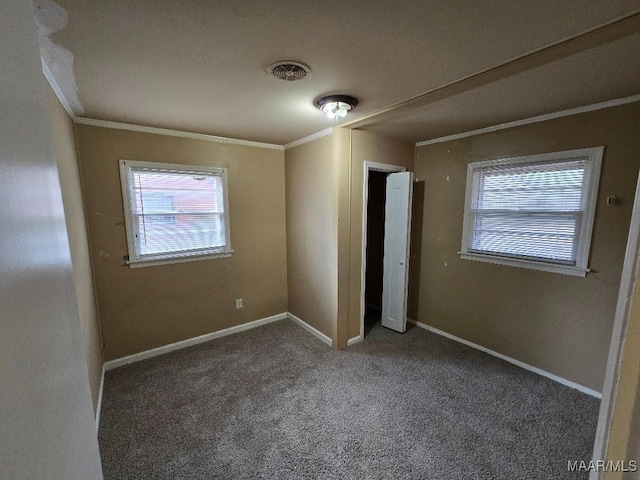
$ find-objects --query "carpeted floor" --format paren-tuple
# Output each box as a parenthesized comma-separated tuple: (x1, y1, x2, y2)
(99, 319, 599, 479)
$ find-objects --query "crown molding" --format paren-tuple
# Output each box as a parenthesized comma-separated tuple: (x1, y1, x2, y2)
(416, 94, 640, 147)
(41, 59, 75, 118)
(74, 118, 284, 151)
(284, 128, 333, 150)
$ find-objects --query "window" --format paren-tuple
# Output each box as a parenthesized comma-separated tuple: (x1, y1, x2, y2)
(119, 160, 232, 267)
(460, 147, 603, 277)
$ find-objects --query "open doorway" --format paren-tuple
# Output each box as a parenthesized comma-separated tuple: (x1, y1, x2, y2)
(359, 161, 407, 341)
(364, 170, 388, 335)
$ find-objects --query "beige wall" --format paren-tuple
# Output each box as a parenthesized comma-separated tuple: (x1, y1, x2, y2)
(75, 125, 287, 360)
(285, 134, 337, 339)
(336, 128, 352, 347)
(0, 1, 103, 477)
(47, 88, 103, 412)
(346, 130, 415, 341)
(414, 102, 640, 391)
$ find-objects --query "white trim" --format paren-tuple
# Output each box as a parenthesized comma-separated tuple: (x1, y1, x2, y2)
(459, 147, 603, 277)
(459, 252, 590, 277)
(287, 312, 333, 347)
(283, 128, 333, 150)
(41, 59, 75, 118)
(75, 117, 284, 151)
(408, 319, 602, 398)
(95, 364, 105, 430)
(590, 171, 640, 479)
(104, 312, 287, 370)
(360, 161, 406, 342)
(128, 251, 233, 268)
(416, 94, 640, 147)
(347, 335, 363, 346)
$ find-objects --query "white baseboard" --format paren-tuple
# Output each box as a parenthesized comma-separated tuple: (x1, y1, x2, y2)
(104, 312, 287, 371)
(347, 334, 363, 346)
(95, 364, 105, 431)
(287, 312, 333, 347)
(408, 319, 602, 398)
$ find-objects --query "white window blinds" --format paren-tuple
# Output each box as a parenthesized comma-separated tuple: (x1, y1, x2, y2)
(460, 147, 603, 276)
(120, 160, 231, 266)
(470, 159, 587, 264)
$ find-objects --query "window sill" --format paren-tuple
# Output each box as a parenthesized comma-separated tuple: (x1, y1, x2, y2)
(459, 252, 589, 277)
(127, 250, 233, 269)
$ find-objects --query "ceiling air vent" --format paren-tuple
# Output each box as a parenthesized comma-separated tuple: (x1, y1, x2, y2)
(268, 61, 311, 81)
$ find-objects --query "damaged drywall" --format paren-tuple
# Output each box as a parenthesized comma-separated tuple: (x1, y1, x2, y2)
(33, 0, 84, 115)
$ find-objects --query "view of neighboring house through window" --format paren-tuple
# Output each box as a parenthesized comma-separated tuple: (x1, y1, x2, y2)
(460, 147, 603, 277)
(119, 160, 231, 267)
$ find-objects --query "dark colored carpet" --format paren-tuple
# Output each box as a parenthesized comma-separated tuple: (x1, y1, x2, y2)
(99, 319, 599, 479)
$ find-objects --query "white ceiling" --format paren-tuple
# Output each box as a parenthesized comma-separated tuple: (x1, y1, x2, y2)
(363, 32, 640, 143)
(38, 0, 640, 145)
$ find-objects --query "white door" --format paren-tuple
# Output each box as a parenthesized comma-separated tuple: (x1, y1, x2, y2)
(381, 171, 413, 333)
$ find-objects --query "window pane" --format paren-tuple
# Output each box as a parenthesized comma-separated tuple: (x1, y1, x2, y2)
(471, 213, 578, 262)
(130, 168, 227, 257)
(476, 160, 586, 211)
(131, 171, 223, 215)
(135, 213, 226, 256)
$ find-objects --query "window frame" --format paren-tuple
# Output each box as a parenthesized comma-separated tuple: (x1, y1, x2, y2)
(119, 159, 233, 268)
(460, 147, 604, 277)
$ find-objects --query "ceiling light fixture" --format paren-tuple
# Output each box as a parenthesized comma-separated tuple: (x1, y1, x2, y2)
(315, 95, 359, 121)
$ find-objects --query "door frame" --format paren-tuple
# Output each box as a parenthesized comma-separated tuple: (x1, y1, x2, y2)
(591, 172, 640, 479)
(353, 161, 406, 345)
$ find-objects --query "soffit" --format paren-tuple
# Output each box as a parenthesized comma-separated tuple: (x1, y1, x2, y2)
(362, 32, 640, 143)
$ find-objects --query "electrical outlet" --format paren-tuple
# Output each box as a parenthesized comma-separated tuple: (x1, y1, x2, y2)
(235, 298, 243, 309)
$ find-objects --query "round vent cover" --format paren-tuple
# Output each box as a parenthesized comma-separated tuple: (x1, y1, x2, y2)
(268, 61, 311, 81)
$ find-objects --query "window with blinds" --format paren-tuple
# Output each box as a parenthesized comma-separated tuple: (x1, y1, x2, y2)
(460, 147, 603, 277)
(119, 160, 232, 267)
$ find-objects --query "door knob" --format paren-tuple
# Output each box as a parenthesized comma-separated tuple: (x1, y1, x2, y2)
(399, 261, 404, 265)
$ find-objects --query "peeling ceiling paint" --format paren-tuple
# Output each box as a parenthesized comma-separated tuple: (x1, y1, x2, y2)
(34, 0, 84, 115)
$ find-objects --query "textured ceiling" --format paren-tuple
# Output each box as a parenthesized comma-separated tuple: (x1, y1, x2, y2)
(363, 32, 640, 143)
(40, 0, 640, 145)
